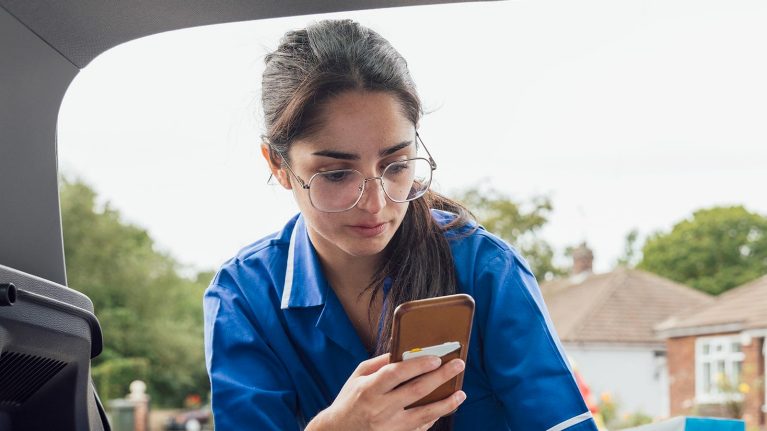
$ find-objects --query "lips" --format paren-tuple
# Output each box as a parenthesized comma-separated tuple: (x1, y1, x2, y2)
(348, 222, 387, 237)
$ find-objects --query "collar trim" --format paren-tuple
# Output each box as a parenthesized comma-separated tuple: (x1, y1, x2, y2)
(280, 220, 299, 310)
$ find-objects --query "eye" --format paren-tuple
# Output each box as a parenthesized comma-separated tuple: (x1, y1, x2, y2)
(318, 170, 354, 183)
(385, 161, 411, 175)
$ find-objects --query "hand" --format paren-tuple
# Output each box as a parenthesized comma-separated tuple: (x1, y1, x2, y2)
(306, 353, 467, 431)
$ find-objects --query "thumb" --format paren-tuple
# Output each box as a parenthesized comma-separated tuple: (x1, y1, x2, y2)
(354, 353, 390, 377)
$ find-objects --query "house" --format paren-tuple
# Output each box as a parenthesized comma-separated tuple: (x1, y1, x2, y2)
(656, 275, 767, 430)
(541, 245, 714, 418)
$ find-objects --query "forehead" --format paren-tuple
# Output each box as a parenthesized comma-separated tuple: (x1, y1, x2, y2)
(294, 90, 415, 155)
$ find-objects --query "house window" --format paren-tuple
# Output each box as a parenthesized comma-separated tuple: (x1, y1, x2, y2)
(695, 335, 746, 404)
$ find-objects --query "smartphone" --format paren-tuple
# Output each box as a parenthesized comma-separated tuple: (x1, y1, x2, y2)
(389, 293, 475, 409)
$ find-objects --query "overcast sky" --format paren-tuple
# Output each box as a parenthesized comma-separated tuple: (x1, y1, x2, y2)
(57, 0, 767, 276)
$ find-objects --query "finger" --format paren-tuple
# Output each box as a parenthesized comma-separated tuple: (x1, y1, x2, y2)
(403, 390, 467, 426)
(390, 359, 465, 407)
(353, 352, 391, 377)
(369, 355, 443, 393)
(417, 419, 438, 431)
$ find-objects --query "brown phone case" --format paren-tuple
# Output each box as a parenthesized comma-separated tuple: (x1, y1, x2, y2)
(389, 293, 475, 409)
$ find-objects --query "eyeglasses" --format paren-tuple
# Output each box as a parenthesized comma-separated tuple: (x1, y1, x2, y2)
(269, 133, 437, 213)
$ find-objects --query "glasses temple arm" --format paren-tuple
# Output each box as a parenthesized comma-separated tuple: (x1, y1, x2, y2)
(266, 144, 309, 189)
(416, 133, 437, 169)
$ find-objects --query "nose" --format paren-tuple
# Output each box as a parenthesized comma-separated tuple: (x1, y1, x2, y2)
(355, 177, 387, 214)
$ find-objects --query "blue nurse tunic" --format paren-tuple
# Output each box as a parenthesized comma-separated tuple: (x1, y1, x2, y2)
(203, 210, 598, 430)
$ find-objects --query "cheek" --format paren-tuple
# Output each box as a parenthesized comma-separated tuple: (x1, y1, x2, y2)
(291, 187, 314, 213)
(298, 203, 340, 236)
(391, 201, 410, 224)
(312, 213, 340, 234)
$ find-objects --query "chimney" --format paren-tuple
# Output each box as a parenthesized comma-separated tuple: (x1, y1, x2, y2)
(571, 242, 593, 276)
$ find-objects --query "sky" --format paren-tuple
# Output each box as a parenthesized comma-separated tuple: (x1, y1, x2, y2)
(57, 0, 767, 276)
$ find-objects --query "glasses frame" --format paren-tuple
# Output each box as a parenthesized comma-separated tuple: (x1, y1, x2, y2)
(268, 133, 437, 213)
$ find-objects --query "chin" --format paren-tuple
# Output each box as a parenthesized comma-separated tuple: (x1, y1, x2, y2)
(339, 239, 390, 258)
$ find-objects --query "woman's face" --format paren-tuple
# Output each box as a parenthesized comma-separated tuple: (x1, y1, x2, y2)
(277, 90, 417, 263)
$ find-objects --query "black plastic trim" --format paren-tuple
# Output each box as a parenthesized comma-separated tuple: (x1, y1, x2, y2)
(16, 288, 103, 358)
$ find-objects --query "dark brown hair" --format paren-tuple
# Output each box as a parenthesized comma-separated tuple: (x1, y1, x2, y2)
(262, 19, 473, 430)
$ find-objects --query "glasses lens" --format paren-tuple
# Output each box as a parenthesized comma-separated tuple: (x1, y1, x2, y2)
(382, 158, 433, 202)
(308, 170, 365, 212)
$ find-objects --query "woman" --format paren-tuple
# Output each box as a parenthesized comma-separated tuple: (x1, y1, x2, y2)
(203, 19, 597, 431)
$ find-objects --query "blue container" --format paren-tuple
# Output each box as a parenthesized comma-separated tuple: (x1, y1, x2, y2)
(621, 416, 745, 431)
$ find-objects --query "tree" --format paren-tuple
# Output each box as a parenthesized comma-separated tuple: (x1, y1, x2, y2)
(60, 177, 211, 406)
(638, 206, 767, 295)
(616, 228, 641, 268)
(453, 186, 564, 279)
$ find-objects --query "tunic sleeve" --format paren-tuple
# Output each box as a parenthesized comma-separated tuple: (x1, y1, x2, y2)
(204, 282, 302, 431)
(475, 249, 598, 431)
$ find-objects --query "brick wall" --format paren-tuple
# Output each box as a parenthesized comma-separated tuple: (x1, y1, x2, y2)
(742, 336, 764, 429)
(668, 336, 697, 415)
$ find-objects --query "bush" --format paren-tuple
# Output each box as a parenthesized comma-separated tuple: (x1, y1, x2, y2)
(597, 392, 653, 430)
(92, 357, 150, 401)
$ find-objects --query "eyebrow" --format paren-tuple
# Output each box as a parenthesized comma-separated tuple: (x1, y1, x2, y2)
(311, 140, 413, 160)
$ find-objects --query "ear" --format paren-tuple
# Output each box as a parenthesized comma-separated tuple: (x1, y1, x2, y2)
(260, 143, 292, 190)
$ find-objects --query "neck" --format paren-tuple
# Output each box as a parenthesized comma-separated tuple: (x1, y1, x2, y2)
(324, 251, 383, 296)
(308, 231, 384, 296)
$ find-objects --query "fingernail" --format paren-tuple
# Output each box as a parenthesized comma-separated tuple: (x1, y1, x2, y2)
(452, 359, 465, 372)
(455, 391, 467, 403)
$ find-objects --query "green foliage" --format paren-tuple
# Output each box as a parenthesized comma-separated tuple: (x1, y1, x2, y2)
(60, 177, 211, 406)
(638, 206, 767, 295)
(616, 228, 640, 268)
(453, 186, 564, 279)
(619, 412, 653, 428)
(92, 357, 150, 401)
(717, 374, 747, 419)
(598, 393, 652, 429)
(597, 392, 618, 427)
